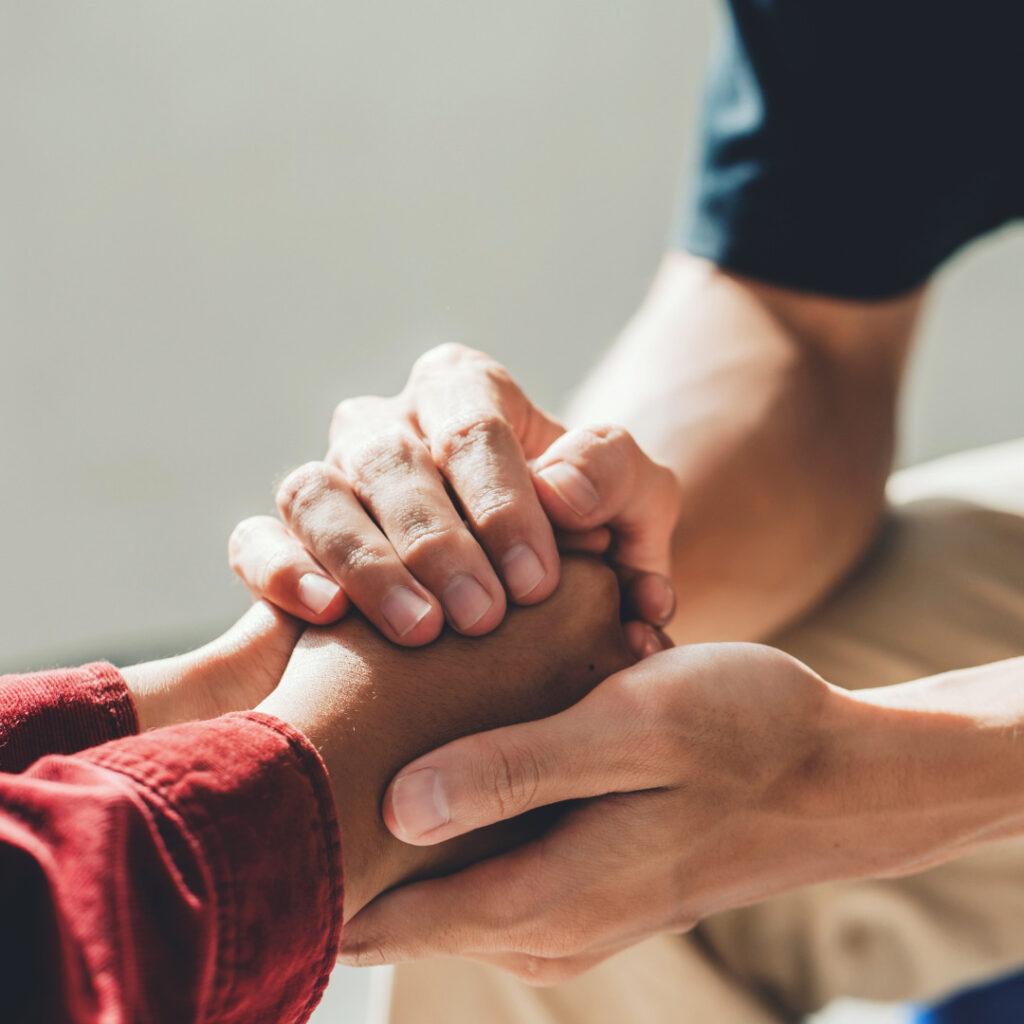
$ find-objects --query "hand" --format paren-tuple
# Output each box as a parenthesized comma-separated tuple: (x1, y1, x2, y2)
(228, 344, 680, 657)
(336, 643, 842, 983)
(121, 602, 302, 731)
(256, 555, 640, 921)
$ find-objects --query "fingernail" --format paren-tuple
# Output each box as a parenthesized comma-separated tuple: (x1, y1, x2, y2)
(382, 585, 433, 637)
(502, 543, 546, 599)
(390, 768, 450, 840)
(642, 627, 662, 659)
(538, 462, 600, 517)
(652, 575, 676, 627)
(296, 573, 341, 615)
(442, 574, 494, 631)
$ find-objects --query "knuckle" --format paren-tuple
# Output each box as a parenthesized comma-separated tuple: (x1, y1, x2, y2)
(431, 411, 514, 470)
(276, 461, 333, 522)
(317, 532, 387, 578)
(344, 433, 419, 492)
(399, 519, 464, 567)
(257, 547, 296, 596)
(482, 739, 542, 819)
(411, 342, 479, 377)
(468, 488, 521, 534)
(329, 395, 390, 439)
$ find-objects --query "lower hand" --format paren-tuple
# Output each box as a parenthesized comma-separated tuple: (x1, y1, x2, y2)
(336, 643, 841, 983)
(228, 344, 679, 657)
(257, 555, 637, 921)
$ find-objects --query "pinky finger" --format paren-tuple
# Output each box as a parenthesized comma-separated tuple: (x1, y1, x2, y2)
(228, 515, 349, 624)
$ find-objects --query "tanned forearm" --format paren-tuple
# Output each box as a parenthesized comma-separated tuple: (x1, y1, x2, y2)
(567, 252, 922, 642)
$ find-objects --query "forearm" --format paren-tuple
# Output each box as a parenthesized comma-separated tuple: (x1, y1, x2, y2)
(819, 656, 1024, 879)
(567, 252, 919, 641)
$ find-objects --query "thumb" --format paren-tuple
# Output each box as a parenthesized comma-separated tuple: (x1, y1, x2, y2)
(382, 687, 635, 845)
(531, 426, 679, 625)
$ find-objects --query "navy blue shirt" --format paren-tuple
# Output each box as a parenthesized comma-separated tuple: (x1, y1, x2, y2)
(681, 1, 1024, 299)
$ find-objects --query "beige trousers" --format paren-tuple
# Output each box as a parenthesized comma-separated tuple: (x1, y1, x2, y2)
(385, 440, 1024, 1023)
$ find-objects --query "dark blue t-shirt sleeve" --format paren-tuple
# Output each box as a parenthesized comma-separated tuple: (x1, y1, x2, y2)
(679, 0, 1021, 300)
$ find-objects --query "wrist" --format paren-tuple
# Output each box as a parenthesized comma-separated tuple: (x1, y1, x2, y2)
(123, 602, 302, 731)
(805, 664, 1024, 881)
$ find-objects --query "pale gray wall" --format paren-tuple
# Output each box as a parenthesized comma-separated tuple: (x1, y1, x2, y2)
(2, 1, 1022, 671)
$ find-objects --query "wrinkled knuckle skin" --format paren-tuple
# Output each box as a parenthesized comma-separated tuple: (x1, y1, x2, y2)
(484, 741, 541, 820)
(432, 412, 514, 471)
(276, 461, 333, 524)
(469, 489, 521, 535)
(344, 433, 418, 493)
(399, 521, 463, 568)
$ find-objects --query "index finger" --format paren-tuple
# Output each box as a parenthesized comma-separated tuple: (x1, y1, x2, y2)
(338, 795, 643, 965)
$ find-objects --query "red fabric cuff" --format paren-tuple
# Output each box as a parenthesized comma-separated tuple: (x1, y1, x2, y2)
(79, 712, 343, 1024)
(0, 662, 138, 773)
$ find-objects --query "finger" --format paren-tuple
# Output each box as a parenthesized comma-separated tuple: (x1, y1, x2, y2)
(340, 796, 643, 965)
(228, 515, 348, 624)
(622, 620, 674, 661)
(531, 426, 679, 622)
(408, 345, 563, 606)
(554, 526, 611, 554)
(329, 399, 506, 635)
(620, 569, 677, 629)
(382, 677, 654, 844)
(276, 461, 445, 645)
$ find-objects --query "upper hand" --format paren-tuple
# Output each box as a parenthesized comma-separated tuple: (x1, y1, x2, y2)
(228, 344, 679, 654)
(336, 643, 838, 983)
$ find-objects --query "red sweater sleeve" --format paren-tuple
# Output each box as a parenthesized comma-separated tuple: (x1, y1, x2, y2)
(0, 664, 138, 771)
(0, 680, 343, 1023)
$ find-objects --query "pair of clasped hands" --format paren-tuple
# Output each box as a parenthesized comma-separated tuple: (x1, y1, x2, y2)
(219, 344, 833, 985)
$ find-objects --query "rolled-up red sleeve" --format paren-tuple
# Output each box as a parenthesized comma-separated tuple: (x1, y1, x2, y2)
(0, 663, 138, 772)
(0, 666, 343, 1024)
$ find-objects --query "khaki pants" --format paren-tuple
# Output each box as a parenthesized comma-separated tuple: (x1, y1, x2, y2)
(385, 440, 1024, 1023)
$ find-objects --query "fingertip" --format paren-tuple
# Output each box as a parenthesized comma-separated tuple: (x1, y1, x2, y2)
(387, 603, 446, 647)
(501, 541, 559, 606)
(534, 462, 601, 524)
(296, 573, 345, 617)
(630, 573, 676, 627)
(441, 575, 507, 636)
(623, 620, 673, 661)
(385, 767, 454, 845)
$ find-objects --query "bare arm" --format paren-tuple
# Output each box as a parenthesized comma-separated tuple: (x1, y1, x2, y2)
(568, 251, 923, 641)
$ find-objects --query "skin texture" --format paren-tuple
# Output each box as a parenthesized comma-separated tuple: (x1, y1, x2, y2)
(228, 344, 679, 658)
(257, 556, 635, 921)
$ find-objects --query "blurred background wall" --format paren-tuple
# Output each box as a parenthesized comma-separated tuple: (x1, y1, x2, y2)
(2, 1, 1022, 669)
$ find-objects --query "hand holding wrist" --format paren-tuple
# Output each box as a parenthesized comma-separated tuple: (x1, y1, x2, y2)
(257, 556, 634, 921)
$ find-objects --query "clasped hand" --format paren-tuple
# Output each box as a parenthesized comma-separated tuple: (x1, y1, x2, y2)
(228, 344, 840, 982)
